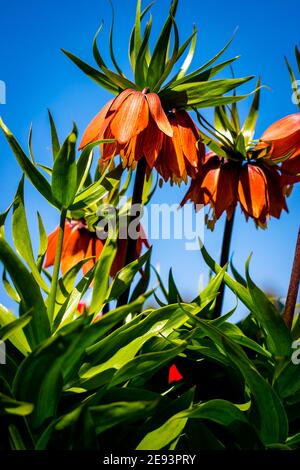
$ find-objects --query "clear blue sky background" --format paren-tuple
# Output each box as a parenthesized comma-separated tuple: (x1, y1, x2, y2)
(0, 0, 299, 319)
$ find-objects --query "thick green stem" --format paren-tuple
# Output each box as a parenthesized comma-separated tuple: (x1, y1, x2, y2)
(117, 157, 146, 307)
(213, 210, 236, 318)
(47, 208, 67, 322)
(283, 226, 300, 329)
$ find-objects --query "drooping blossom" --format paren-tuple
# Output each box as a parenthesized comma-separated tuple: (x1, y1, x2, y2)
(79, 88, 173, 169)
(182, 152, 288, 227)
(259, 113, 300, 185)
(44, 219, 149, 276)
(154, 109, 205, 183)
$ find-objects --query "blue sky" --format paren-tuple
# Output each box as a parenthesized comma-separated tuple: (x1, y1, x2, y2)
(0, 0, 299, 319)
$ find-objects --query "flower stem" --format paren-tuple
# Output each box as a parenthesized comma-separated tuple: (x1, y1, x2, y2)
(213, 210, 236, 318)
(283, 226, 300, 329)
(47, 208, 67, 323)
(117, 157, 146, 307)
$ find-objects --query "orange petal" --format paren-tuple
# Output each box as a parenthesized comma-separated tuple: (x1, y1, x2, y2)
(61, 226, 90, 274)
(214, 163, 239, 219)
(176, 111, 201, 168)
(141, 115, 164, 168)
(110, 91, 149, 144)
(44, 226, 59, 268)
(238, 165, 268, 220)
(169, 117, 185, 178)
(79, 99, 114, 150)
(109, 88, 135, 112)
(44, 221, 73, 268)
(145, 93, 173, 137)
(260, 113, 300, 159)
(263, 165, 288, 219)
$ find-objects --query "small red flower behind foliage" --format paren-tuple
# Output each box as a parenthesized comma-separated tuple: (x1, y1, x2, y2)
(168, 364, 183, 384)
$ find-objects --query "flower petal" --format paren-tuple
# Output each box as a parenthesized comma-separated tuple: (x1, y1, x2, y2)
(79, 99, 114, 150)
(145, 93, 173, 137)
(238, 164, 268, 220)
(111, 91, 149, 144)
(260, 113, 300, 158)
(44, 221, 73, 268)
(176, 111, 202, 168)
(61, 226, 90, 274)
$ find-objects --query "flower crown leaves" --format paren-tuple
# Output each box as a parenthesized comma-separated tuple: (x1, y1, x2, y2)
(62, 0, 253, 110)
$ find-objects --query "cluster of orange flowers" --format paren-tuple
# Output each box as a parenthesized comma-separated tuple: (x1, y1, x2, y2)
(45, 90, 300, 273)
(79, 88, 204, 183)
(80, 89, 300, 227)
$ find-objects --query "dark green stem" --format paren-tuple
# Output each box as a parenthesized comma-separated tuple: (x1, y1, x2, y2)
(47, 208, 67, 322)
(213, 210, 236, 318)
(283, 226, 300, 329)
(117, 157, 146, 307)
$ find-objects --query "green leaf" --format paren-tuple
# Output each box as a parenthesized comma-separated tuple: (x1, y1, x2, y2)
(12, 178, 49, 292)
(51, 125, 78, 208)
(218, 322, 271, 358)
(129, 255, 151, 303)
(168, 268, 182, 303)
(274, 359, 300, 399)
(70, 156, 119, 211)
(89, 237, 117, 315)
(84, 298, 213, 380)
(2, 269, 20, 302)
(36, 212, 48, 270)
(175, 26, 197, 80)
(137, 389, 194, 451)
(242, 78, 261, 146)
(48, 110, 60, 158)
(108, 0, 124, 76)
(90, 400, 158, 435)
(53, 267, 95, 330)
(165, 28, 237, 89)
(133, 0, 142, 70)
(201, 243, 254, 311)
(108, 247, 152, 301)
(62, 49, 119, 94)
(0, 393, 33, 416)
(287, 431, 300, 449)
(0, 304, 31, 355)
(92, 23, 107, 69)
(230, 257, 247, 287)
(0, 118, 58, 207)
(245, 260, 291, 357)
(129, 1, 154, 69)
(109, 343, 187, 387)
(223, 338, 288, 445)
(0, 311, 32, 342)
(28, 124, 35, 163)
(152, 17, 180, 92)
(171, 56, 239, 89)
(134, 15, 153, 87)
(147, 1, 178, 89)
(161, 77, 253, 110)
(0, 236, 50, 347)
(76, 147, 94, 193)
